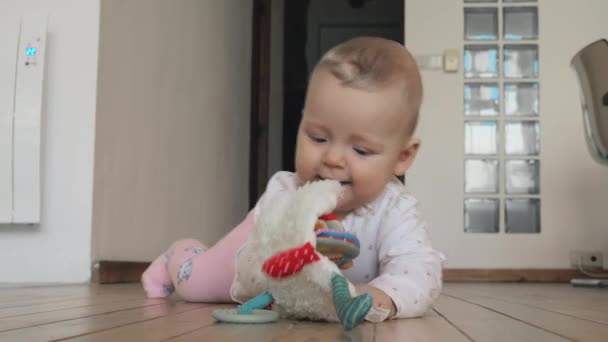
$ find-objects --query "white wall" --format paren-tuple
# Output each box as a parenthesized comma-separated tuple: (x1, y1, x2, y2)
(92, 0, 253, 262)
(0, 0, 99, 283)
(407, 0, 608, 268)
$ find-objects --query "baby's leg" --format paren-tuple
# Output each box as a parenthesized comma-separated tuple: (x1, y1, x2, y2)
(141, 239, 201, 298)
(142, 211, 255, 302)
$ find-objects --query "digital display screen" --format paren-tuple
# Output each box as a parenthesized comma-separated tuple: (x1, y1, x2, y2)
(25, 47, 37, 56)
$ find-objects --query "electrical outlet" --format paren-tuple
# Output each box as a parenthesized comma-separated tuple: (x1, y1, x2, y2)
(569, 251, 604, 270)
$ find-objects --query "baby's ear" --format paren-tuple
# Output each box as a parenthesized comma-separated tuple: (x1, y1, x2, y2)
(393, 138, 420, 176)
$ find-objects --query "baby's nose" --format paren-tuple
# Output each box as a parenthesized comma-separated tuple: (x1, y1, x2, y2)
(322, 145, 345, 168)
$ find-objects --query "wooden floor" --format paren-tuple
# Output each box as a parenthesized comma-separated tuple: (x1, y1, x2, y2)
(0, 283, 606, 341)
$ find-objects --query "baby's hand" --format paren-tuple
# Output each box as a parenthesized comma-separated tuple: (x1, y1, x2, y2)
(355, 283, 396, 319)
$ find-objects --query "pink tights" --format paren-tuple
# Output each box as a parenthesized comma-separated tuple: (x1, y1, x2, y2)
(141, 211, 254, 302)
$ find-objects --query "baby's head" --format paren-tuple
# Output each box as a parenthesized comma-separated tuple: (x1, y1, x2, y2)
(295, 36, 423, 215)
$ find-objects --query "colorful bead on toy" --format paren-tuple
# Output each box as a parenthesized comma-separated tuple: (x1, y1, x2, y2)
(314, 213, 360, 269)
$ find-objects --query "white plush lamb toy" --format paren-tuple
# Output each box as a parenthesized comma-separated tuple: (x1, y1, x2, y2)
(213, 180, 372, 330)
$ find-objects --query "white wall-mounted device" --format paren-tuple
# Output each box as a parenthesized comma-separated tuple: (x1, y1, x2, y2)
(0, 14, 47, 224)
(415, 49, 460, 73)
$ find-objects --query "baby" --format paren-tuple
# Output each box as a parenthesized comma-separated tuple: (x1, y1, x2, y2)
(142, 36, 444, 322)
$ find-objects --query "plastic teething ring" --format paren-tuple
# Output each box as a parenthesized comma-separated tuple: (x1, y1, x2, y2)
(212, 309, 279, 324)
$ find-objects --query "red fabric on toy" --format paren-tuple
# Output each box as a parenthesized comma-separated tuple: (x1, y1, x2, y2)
(319, 213, 339, 221)
(262, 242, 320, 279)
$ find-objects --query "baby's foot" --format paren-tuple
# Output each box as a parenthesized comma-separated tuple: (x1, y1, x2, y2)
(141, 252, 175, 298)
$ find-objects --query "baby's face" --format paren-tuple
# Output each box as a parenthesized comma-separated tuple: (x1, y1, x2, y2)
(295, 71, 415, 216)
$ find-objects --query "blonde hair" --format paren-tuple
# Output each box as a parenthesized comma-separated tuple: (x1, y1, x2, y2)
(312, 36, 423, 134)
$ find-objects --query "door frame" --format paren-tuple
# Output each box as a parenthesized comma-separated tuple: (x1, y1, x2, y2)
(249, 0, 271, 208)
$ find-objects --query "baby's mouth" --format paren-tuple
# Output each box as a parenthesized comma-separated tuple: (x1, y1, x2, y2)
(316, 176, 352, 186)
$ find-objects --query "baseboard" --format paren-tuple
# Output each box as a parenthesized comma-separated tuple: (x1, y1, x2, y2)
(91, 261, 597, 284)
(444, 268, 594, 282)
(92, 261, 150, 284)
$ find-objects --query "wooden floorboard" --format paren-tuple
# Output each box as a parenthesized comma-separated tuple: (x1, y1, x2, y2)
(63, 305, 224, 341)
(0, 292, 154, 319)
(166, 320, 298, 342)
(444, 284, 608, 341)
(169, 321, 376, 342)
(0, 283, 605, 341)
(434, 295, 571, 342)
(0, 287, 89, 304)
(446, 283, 608, 324)
(0, 297, 166, 332)
(375, 309, 471, 341)
(0, 302, 207, 342)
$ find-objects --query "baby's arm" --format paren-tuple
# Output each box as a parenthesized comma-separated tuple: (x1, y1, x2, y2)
(365, 197, 444, 320)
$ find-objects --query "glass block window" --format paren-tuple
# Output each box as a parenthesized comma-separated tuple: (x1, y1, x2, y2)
(504, 82, 539, 116)
(464, 8, 498, 41)
(465, 198, 500, 233)
(465, 159, 499, 193)
(505, 121, 540, 155)
(464, 45, 499, 78)
(503, 7, 538, 40)
(505, 198, 540, 233)
(505, 160, 539, 194)
(504, 45, 539, 78)
(463, 0, 540, 234)
(465, 83, 500, 116)
(465, 121, 498, 154)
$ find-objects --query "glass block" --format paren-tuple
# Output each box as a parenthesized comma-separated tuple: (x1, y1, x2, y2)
(505, 82, 539, 116)
(505, 121, 540, 155)
(504, 45, 538, 78)
(505, 198, 540, 233)
(464, 45, 499, 78)
(465, 83, 499, 116)
(465, 159, 499, 193)
(465, 8, 498, 41)
(505, 159, 539, 194)
(465, 121, 498, 155)
(464, 198, 499, 233)
(504, 7, 538, 40)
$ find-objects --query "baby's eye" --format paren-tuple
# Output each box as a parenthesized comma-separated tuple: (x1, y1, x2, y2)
(309, 134, 327, 143)
(353, 147, 371, 156)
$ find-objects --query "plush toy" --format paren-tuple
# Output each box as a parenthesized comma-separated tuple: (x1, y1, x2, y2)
(213, 180, 372, 330)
